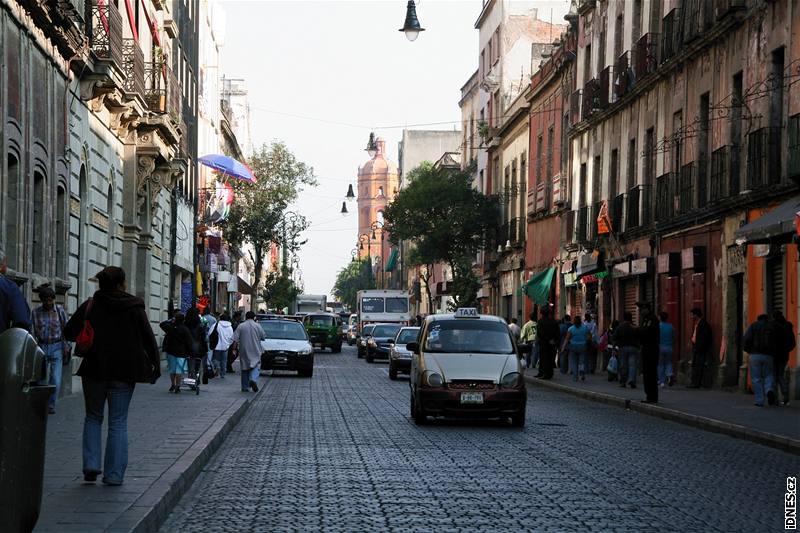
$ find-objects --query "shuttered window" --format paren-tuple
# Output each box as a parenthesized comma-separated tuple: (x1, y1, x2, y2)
(623, 280, 638, 323)
(767, 256, 784, 314)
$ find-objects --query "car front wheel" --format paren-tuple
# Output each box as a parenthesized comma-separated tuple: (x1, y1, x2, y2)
(389, 363, 398, 380)
(411, 393, 427, 425)
(511, 407, 526, 428)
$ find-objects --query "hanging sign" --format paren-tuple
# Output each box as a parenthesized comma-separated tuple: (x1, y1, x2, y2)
(597, 200, 612, 234)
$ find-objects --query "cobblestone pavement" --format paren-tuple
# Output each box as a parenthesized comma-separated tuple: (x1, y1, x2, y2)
(161, 346, 795, 532)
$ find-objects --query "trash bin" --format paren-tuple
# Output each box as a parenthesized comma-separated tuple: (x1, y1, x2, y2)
(0, 328, 54, 533)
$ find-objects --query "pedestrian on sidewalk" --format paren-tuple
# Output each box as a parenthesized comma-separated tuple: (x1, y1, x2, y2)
(31, 286, 70, 414)
(227, 310, 243, 373)
(202, 306, 217, 365)
(508, 317, 521, 342)
(658, 312, 674, 387)
(518, 312, 537, 370)
(160, 311, 193, 393)
(185, 307, 209, 380)
(558, 314, 571, 374)
(613, 312, 640, 388)
(584, 313, 598, 374)
(599, 320, 619, 381)
(561, 315, 589, 382)
(687, 308, 712, 388)
(637, 302, 660, 404)
(232, 311, 266, 392)
(211, 312, 234, 378)
(0, 242, 31, 334)
(772, 310, 796, 406)
(536, 307, 560, 379)
(63, 266, 160, 486)
(743, 314, 778, 407)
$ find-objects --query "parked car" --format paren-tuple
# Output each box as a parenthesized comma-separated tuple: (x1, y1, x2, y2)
(408, 308, 526, 426)
(366, 323, 402, 363)
(302, 313, 343, 353)
(389, 327, 420, 380)
(258, 318, 314, 377)
(357, 324, 376, 359)
(346, 313, 359, 345)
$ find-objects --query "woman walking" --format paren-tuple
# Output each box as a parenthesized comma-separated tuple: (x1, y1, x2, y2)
(561, 315, 590, 382)
(211, 312, 234, 378)
(63, 266, 160, 486)
(160, 311, 193, 393)
(185, 307, 208, 380)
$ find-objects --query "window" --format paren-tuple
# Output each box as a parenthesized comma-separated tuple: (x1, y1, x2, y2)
(628, 138, 638, 190)
(5, 154, 20, 270)
(592, 155, 602, 203)
(32, 171, 45, 274)
(536, 135, 543, 186)
(361, 297, 384, 313)
(614, 15, 624, 60)
(731, 71, 743, 194)
(584, 44, 592, 81)
(519, 152, 527, 215)
(579, 163, 587, 207)
(769, 47, 785, 182)
(633, 0, 643, 44)
(107, 182, 114, 263)
(672, 110, 683, 173)
(610, 149, 619, 200)
(546, 127, 554, 185)
(372, 324, 401, 338)
(260, 320, 308, 340)
(698, 93, 710, 207)
(385, 297, 408, 313)
(423, 320, 514, 354)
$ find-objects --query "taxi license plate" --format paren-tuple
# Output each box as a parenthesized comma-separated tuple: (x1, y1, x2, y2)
(275, 357, 287, 363)
(313, 343, 322, 348)
(460, 392, 484, 404)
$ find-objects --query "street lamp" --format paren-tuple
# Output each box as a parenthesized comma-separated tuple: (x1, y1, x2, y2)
(370, 221, 386, 289)
(345, 183, 355, 201)
(340, 202, 348, 215)
(399, 0, 425, 42)
(365, 132, 377, 157)
(281, 210, 303, 269)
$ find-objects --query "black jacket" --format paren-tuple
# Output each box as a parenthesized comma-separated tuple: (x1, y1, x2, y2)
(537, 318, 560, 348)
(160, 320, 194, 357)
(64, 290, 160, 384)
(639, 313, 660, 353)
(185, 321, 208, 358)
(692, 318, 713, 356)
(614, 321, 639, 348)
(775, 319, 797, 365)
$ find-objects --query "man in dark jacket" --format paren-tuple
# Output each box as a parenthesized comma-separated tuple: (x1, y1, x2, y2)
(772, 310, 796, 405)
(536, 307, 560, 380)
(688, 308, 712, 388)
(160, 311, 194, 393)
(614, 312, 639, 388)
(743, 314, 778, 407)
(637, 301, 660, 403)
(63, 266, 159, 485)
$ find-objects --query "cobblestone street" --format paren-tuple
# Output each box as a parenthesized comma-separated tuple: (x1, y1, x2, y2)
(160, 346, 794, 532)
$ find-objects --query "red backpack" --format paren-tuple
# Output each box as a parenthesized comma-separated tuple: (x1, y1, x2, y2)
(75, 298, 94, 354)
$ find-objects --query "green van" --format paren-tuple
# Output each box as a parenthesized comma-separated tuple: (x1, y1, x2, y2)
(302, 313, 343, 353)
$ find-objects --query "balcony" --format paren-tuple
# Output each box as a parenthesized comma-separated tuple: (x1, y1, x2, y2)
(709, 146, 729, 201)
(534, 180, 552, 213)
(697, 155, 708, 209)
(655, 172, 675, 220)
(582, 79, 601, 118)
(145, 60, 181, 117)
(598, 66, 610, 108)
(678, 162, 694, 214)
(121, 38, 144, 96)
(562, 211, 576, 244)
(611, 193, 625, 233)
(613, 51, 633, 100)
(86, 0, 123, 67)
(715, 0, 745, 20)
(626, 186, 640, 229)
(635, 33, 659, 78)
(570, 90, 581, 125)
(576, 206, 589, 243)
(588, 201, 602, 241)
(660, 9, 682, 63)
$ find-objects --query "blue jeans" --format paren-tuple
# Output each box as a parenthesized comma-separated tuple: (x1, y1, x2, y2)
(619, 346, 639, 386)
(240, 366, 260, 391)
(568, 345, 586, 381)
(749, 353, 774, 406)
(212, 350, 228, 377)
(41, 342, 63, 409)
(82, 377, 135, 483)
(657, 347, 673, 385)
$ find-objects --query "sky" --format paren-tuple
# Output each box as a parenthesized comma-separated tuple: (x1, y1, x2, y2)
(220, 0, 570, 299)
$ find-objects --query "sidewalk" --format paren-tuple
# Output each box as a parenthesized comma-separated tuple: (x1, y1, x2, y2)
(524, 368, 800, 454)
(34, 370, 265, 533)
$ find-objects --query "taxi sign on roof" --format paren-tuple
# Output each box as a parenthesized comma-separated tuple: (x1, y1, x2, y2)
(454, 308, 479, 318)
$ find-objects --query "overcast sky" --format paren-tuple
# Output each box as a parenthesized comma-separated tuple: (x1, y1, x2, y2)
(221, 0, 569, 299)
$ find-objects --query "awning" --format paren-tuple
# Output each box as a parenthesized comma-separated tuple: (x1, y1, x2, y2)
(384, 248, 399, 272)
(734, 196, 800, 245)
(576, 251, 604, 278)
(237, 275, 253, 295)
(521, 267, 555, 305)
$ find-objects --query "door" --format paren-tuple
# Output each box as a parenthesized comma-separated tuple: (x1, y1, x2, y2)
(622, 280, 637, 323)
(733, 274, 744, 385)
(661, 276, 681, 370)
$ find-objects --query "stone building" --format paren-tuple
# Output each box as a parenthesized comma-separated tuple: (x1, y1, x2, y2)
(561, 0, 799, 396)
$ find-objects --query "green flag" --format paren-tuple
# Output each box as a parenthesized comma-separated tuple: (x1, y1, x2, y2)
(521, 267, 555, 305)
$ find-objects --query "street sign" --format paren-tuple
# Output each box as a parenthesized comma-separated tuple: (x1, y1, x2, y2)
(454, 308, 479, 318)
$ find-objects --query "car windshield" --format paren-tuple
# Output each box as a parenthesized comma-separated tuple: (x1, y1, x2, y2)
(259, 321, 308, 341)
(306, 315, 334, 327)
(396, 328, 419, 344)
(349, 315, 358, 325)
(362, 325, 376, 336)
(385, 297, 408, 313)
(362, 298, 384, 313)
(372, 325, 401, 338)
(423, 320, 514, 354)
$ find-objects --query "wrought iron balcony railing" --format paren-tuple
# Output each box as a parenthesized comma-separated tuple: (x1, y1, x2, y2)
(635, 33, 659, 77)
(789, 114, 800, 181)
(614, 51, 633, 99)
(121, 38, 144, 96)
(611, 193, 625, 233)
(746, 127, 782, 190)
(570, 90, 581, 125)
(697, 154, 709, 209)
(655, 172, 675, 221)
(626, 186, 640, 229)
(86, 0, 123, 67)
(576, 206, 589, 243)
(709, 146, 729, 202)
(679, 162, 695, 214)
(582, 79, 601, 118)
(562, 211, 576, 244)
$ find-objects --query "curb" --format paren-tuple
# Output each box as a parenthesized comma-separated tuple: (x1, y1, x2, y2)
(525, 375, 800, 456)
(109, 382, 265, 532)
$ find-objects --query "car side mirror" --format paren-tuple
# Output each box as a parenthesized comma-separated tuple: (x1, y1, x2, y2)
(406, 342, 419, 353)
(387, 339, 395, 344)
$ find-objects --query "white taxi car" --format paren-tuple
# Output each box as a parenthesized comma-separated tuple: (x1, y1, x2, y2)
(407, 309, 526, 426)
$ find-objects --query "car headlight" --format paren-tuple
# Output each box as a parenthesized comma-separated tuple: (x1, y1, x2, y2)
(298, 347, 314, 356)
(367, 338, 376, 346)
(424, 372, 444, 387)
(501, 372, 521, 388)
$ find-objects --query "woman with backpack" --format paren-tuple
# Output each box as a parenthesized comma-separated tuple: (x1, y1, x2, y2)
(63, 266, 159, 486)
(160, 311, 193, 393)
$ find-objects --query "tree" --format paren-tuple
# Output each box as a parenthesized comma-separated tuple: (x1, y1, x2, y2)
(384, 162, 499, 308)
(223, 142, 316, 311)
(332, 258, 375, 312)
(261, 266, 300, 312)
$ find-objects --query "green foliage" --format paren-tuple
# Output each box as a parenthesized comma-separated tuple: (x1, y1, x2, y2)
(384, 163, 499, 307)
(261, 266, 300, 312)
(223, 142, 316, 310)
(332, 258, 376, 312)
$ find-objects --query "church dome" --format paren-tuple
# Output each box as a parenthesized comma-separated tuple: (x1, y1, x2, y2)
(358, 138, 398, 177)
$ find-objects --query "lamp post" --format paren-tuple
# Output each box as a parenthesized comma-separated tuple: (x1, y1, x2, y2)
(281, 210, 303, 270)
(370, 220, 385, 289)
(399, 0, 425, 41)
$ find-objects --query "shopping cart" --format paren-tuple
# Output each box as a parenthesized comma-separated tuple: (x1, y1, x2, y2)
(180, 356, 204, 395)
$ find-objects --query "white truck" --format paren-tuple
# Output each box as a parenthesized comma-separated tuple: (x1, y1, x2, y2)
(295, 294, 327, 315)
(356, 290, 411, 332)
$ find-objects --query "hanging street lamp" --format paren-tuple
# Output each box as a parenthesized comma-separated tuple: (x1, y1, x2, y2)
(365, 132, 378, 157)
(340, 201, 348, 215)
(346, 183, 355, 201)
(399, 0, 425, 42)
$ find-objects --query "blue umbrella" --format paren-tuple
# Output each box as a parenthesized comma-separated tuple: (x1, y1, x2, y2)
(198, 154, 257, 183)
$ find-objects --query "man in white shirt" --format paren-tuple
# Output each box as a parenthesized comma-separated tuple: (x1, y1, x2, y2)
(232, 311, 266, 392)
